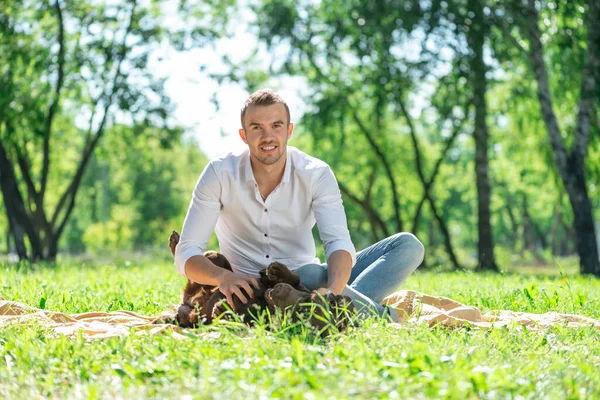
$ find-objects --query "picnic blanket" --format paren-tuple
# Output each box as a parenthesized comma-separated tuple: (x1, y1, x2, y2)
(382, 290, 600, 330)
(1, 292, 598, 340)
(0, 297, 186, 339)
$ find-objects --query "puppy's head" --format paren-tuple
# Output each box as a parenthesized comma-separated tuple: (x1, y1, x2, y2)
(264, 283, 308, 309)
(176, 303, 200, 328)
(294, 293, 357, 334)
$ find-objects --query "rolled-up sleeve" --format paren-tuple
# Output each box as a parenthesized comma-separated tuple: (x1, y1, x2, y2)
(312, 167, 356, 266)
(174, 162, 222, 277)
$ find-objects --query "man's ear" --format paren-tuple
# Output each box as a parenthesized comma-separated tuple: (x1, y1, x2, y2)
(239, 128, 248, 144)
(287, 123, 294, 140)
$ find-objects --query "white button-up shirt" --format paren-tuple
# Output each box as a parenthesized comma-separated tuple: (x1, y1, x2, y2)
(174, 146, 356, 277)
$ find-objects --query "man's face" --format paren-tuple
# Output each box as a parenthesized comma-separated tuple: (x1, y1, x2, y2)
(239, 103, 294, 167)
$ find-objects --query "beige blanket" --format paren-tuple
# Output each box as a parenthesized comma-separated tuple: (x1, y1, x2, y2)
(382, 290, 600, 330)
(1, 291, 598, 340)
(0, 298, 186, 339)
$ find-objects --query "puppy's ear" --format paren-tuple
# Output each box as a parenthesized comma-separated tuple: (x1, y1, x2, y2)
(204, 251, 233, 271)
(332, 295, 355, 312)
(259, 268, 269, 283)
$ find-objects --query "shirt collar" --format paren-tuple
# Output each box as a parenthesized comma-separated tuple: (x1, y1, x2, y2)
(281, 149, 291, 183)
(243, 147, 292, 184)
(243, 150, 255, 182)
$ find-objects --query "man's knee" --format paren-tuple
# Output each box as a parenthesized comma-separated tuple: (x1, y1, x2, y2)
(390, 232, 425, 267)
(294, 263, 327, 290)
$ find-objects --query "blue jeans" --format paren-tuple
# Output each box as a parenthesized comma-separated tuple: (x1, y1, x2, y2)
(295, 233, 425, 321)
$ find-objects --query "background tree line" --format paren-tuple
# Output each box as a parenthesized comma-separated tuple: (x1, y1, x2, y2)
(0, 0, 599, 275)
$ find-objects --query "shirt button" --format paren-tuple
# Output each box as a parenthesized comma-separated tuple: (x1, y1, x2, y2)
(264, 208, 268, 212)
(264, 233, 268, 237)
(266, 255, 270, 258)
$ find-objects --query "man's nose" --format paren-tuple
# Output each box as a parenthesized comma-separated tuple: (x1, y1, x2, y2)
(261, 127, 276, 139)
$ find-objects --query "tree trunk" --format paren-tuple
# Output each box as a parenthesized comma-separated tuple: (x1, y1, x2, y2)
(0, 2, 136, 262)
(431, 201, 462, 270)
(550, 205, 561, 256)
(469, 0, 498, 272)
(505, 200, 519, 250)
(525, 0, 600, 275)
(6, 223, 10, 255)
(521, 196, 535, 252)
(567, 157, 599, 274)
(48, 236, 59, 262)
(0, 139, 42, 260)
(7, 216, 26, 260)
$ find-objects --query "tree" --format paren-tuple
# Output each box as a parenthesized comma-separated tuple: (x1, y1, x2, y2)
(503, 0, 600, 274)
(0, 0, 233, 261)
(466, 0, 499, 271)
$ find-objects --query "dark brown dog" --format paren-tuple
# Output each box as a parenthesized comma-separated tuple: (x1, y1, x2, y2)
(264, 282, 356, 333)
(157, 230, 356, 333)
(156, 230, 309, 327)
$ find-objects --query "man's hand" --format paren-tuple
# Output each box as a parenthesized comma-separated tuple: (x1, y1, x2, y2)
(218, 273, 260, 310)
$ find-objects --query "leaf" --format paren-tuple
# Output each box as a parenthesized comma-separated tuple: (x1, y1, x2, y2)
(111, 364, 128, 377)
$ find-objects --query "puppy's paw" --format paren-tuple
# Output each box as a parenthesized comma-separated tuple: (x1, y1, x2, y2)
(212, 299, 238, 321)
(152, 308, 178, 325)
(264, 262, 300, 286)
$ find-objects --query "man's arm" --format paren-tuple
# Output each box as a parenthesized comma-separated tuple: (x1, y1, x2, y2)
(174, 162, 221, 276)
(175, 162, 258, 308)
(323, 249, 352, 295)
(312, 166, 357, 294)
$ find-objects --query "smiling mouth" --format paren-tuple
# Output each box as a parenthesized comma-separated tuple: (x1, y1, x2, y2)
(260, 145, 277, 152)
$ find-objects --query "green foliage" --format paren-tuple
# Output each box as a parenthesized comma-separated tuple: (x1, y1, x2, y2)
(82, 205, 137, 254)
(1, 0, 598, 269)
(60, 124, 209, 253)
(240, 0, 600, 270)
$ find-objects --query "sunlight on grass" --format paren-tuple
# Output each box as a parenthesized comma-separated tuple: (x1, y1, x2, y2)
(1, 259, 599, 398)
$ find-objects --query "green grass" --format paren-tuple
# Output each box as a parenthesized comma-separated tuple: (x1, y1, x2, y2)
(1, 259, 599, 399)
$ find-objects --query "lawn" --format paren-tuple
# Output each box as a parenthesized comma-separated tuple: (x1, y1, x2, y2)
(1, 256, 599, 399)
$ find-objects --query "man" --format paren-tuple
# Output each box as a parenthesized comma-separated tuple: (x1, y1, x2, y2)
(175, 89, 424, 321)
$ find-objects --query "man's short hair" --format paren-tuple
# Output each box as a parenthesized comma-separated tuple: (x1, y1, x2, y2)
(240, 89, 291, 128)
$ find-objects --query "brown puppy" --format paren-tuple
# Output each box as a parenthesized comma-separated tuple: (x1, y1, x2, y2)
(158, 230, 356, 333)
(265, 283, 357, 334)
(157, 230, 309, 327)
(158, 231, 235, 326)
